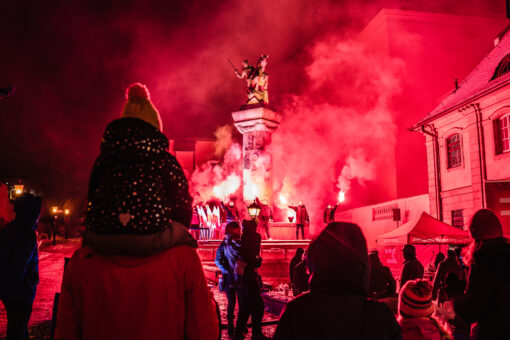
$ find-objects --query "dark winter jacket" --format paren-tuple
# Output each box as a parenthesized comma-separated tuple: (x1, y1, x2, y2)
(240, 220, 262, 269)
(400, 257, 424, 289)
(369, 254, 397, 299)
(454, 238, 510, 339)
(85, 118, 192, 235)
(292, 261, 309, 296)
(274, 222, 402, 340)
(215, 234, 241, 287)
(0, 219, 39, 302)
(289, 249, 304, 282)
(432, 255, 464, 302)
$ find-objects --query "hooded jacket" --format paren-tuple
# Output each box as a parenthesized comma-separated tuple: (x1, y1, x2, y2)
(55, 245, 219, 340)
(215, 234, 241, 287)
(273, 222, 402, 340)
(0, 219, 39, 302)
(454, 238, 510, 339)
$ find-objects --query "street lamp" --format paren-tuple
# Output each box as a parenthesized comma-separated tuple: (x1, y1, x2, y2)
(247, 201, 261, 221)
(64, 208, 70, 215)
(14, 184, 24, 196)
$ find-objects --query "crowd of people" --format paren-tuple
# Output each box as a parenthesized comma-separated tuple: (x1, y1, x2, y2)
(1, 82, 509, 340)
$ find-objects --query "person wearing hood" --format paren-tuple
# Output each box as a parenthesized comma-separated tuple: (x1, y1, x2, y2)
(432, 250, 464, 304)
(234, 220, 268, 340)
(289, 248, 304, 284)
(273, 222, 402, 340)
(368, 250, 397, 299)
(400, 244, 424, 290)
(453, 209, 510, 339)
(54, 83, 218, 340)
(215, 221, 241, 337)
(0, 193, 42, 340)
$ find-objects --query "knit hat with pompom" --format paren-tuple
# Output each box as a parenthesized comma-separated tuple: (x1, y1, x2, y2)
(121, 83, 163, 131)
(399, 279, 435, 318)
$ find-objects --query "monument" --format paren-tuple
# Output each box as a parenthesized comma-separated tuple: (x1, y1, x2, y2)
(231, 55, 281, 208)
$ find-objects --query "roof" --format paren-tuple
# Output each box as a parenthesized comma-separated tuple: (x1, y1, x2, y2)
(414, 25, 510, 128)
(376, 212, 470, 245)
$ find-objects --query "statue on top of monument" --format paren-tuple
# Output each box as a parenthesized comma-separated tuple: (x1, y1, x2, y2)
(230, 54, 269, 105)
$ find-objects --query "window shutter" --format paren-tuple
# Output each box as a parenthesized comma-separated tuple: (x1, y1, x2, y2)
(494, 119, 502, 155)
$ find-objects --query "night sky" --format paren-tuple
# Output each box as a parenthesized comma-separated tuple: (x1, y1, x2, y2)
(0, 0, 505, 209)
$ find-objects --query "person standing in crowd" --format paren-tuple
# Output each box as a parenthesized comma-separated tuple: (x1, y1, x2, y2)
(432, 250, 464, 304)
(0, 193, 42, 340)
(398, 279, 452, 340)
(235, 220, 268, 340)
(433, 252, 445, 272)
(368, 250, 396, 299)
(273, 222, 402, 340)
(453, 209, 510, 339)
(289, 248, 310, 296)
(255, 198, 272, 240)
(400, 244, 424, 289)
(215, 221, 241, 337)
(290, 201, 309, 240)
(289, 248, 304, 284)
(221, 200, 240, 225)
(55, 83, 218, 340)
(291, 253, 309, 296)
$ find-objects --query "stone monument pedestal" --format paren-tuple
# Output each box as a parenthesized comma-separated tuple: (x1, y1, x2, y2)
(232, 105, 281, 208)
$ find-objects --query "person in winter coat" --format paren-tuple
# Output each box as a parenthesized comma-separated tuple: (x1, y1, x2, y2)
(221, 201, 240, 224)
(0, 193, 42, 340)
(215, 221, 241, 337)
(255, 198, 272, 240)
(290, 201, 309, 240)
(369, 250, 397, 299)
(234, 220, 268, 340)
(432, 250, 464, 304)
(273, 222, 402, 340)
(400, 244, 424, 290)
(398, 279, 452, 340)
(292, 259, 309, 296)
(54, 83, 219, 340)
(453, 209, 510, 339)
(433, 253, 445, 272)
(82, 82, 195, 255)
(289, 248, 304, 284)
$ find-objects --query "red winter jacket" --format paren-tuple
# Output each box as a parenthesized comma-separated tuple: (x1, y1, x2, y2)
(55, 245, 219, 340)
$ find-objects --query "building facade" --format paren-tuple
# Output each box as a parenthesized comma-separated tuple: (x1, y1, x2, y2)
(413, 27, 510, 237)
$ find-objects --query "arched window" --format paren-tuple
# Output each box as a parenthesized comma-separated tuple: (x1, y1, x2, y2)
(492, 54, 510, 80)
(447, 133, 462, 168)
(494, 113, 510, 154)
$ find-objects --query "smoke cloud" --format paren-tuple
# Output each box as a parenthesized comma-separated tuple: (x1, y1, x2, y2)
(271, 36, 404, 234)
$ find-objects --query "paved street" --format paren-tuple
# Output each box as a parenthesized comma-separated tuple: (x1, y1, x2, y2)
(1, 238, 277, 339)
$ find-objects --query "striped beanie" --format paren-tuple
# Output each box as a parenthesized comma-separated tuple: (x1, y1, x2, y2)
(398, 279, 434, 318)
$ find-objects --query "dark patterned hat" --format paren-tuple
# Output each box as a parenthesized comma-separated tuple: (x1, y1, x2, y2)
(85, 117, 192, 235)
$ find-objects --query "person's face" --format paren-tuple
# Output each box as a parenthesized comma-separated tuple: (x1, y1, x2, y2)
(262, 200, 267, 205)
(229, 201, 234, 207)
(299, 201, 303, 206)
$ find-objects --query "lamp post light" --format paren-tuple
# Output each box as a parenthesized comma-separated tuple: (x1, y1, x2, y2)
(14, 184, 24, 196)
(247, 201, 261, 221)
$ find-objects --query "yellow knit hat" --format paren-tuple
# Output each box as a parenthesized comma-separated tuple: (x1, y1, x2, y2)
(121, 83, 163, 131)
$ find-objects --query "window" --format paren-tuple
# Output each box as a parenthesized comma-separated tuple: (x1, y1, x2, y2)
(372, 203, 399, 221)
(492, 54, 510, 80)
(494, 114, 510, 154)
(451, 209, 464, 229)
(447, 134, 462, 168)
